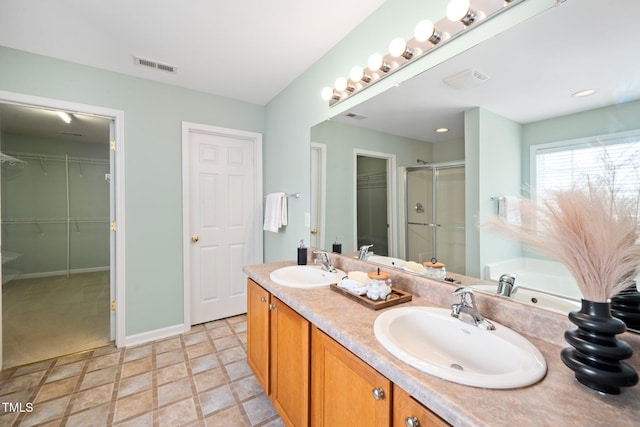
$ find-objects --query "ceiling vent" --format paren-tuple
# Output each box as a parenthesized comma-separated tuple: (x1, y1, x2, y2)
(345, 112, 367, 120)
(133, 56, 177, 74)
(444, 68, 489, 89)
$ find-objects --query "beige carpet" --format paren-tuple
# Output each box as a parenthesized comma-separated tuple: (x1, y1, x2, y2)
(2, 271, 111, 369)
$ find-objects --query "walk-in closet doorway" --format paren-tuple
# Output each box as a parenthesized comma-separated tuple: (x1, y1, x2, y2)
(0, 92, 125, 369)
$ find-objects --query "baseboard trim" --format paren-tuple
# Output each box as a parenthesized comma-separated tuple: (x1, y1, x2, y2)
(124, 323, 190, 348)
(17, 266, 110, 280)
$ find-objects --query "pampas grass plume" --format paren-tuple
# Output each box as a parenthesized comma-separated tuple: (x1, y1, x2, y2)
(487, 182, 640, 302)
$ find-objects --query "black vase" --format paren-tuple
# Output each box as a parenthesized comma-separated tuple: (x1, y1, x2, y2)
(561, 299, 638, 394)
(611, 282, 640, 333)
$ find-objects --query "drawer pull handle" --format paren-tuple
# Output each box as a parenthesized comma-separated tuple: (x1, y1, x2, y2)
(371, 387, 385, 400)
(405, 416, 420, 427)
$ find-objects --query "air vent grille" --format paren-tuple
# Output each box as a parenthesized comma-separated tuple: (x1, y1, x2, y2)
(345, 112, 367, 120)
(134, 56, 177, 74)
(443, 68, 489, 90)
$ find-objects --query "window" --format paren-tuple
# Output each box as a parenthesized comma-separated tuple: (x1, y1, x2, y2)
(532, 130, 640, 201)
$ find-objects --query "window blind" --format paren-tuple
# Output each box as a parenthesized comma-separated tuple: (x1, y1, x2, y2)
(534, 133, 640, 201)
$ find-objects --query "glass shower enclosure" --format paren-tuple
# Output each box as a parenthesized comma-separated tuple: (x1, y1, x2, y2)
(406, 163, 465, 274)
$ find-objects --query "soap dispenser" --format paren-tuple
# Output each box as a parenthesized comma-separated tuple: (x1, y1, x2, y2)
(332, 236, 342, 254)
(297, 240, 307, 265)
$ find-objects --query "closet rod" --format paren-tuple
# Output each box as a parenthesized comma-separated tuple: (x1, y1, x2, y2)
(2, 217, 109, 224)
(4, 151, 109, 165)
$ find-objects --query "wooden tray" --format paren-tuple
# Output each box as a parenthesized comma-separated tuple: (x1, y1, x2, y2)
(330, 284, 412, 310)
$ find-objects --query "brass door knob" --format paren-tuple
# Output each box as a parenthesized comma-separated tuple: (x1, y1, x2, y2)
(310, 228, 318, 234)
(191, 234, 199, 242)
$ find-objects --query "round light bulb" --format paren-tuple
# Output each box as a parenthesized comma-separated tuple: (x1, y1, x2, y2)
(368, 53, 383, 71)
(447, 0, 470, 22)
(349, 66, 364, 82)
(389, 37, 407, 58)
(414, 20, 435, 42)
(335, 77, 348, 92)
(321, 86, 334, 101)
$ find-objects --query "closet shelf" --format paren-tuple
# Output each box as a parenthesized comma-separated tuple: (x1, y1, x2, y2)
(3, 151, 108, 165)
(0, 152, 26, 167)
(2, 250, 22, 264)
(2, 217, 110, 225)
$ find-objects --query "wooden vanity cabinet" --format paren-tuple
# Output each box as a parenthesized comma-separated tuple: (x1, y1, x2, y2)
(393, 384, 450, 427)
(270, 295, 311, 426)
(311, 326, 392, 427)
(248, 278, 449, 427)
(247, 279, 271, 393)
(247, 279, 310, 427)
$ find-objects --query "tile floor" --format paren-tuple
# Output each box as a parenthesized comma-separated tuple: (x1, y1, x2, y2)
(0, 314, 283, 426)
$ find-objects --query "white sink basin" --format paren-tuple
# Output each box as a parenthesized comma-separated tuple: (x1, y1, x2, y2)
(472, 284, 581, 313)
(270, 265, 346, 288)
(374, 306, 546, 389)
(367, 255, 406, 269)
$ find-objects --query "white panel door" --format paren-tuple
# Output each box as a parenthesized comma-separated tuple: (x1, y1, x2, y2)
(188, 128, 257, 324)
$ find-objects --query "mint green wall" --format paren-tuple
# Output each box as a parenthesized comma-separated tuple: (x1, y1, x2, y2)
(522, 99, 640, 186)
(464, 109, 480, 276)
(0, 46, 264, 336)
(432, 139, 464, 163)
(465, 108, 522, 278)
(478, 109, 522, 278)
(311, 120, 429, 253)
(0, 0, 557, 338)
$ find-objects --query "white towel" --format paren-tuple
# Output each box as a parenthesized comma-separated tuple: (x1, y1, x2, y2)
(263, 192, 288, 232)
(502, 196, 522, 225)
(337, 279, 368, 295)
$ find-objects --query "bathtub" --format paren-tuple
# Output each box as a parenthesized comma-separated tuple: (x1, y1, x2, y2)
(485, 258, 583, 301)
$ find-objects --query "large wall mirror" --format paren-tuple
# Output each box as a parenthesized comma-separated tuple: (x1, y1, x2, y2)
(311, 0, 640, 313)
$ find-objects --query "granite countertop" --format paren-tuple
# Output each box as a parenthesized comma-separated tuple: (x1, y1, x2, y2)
(243, 255, 640, 427)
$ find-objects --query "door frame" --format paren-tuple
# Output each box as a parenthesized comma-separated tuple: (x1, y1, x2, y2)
(310, 142, 326, 250)
(0, 90, 126, 367)
(353, 149, 397, 257)
(181, 122, 263, 328)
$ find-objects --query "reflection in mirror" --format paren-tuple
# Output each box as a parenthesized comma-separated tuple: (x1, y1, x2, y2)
(406, 163, 465, 274)
(310, 0, 640, 313)
(357, 155, 389, 256)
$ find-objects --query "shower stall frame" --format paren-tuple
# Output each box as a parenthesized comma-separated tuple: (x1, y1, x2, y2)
(404, 161, 465, 272)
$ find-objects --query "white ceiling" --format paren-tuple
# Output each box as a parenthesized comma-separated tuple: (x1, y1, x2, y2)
(333, 0, 640, 143)
(0, 0, 386, 106)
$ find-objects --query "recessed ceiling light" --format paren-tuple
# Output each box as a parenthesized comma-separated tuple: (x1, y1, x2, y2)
(435, 127, 449, 133)
(572, 89, 596, 98)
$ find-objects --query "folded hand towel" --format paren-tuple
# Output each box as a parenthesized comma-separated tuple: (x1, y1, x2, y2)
(337, 279, 368, 295)
(263, 192, 288, 233)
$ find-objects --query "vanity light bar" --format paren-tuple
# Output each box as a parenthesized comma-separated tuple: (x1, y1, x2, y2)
(322, 0, 524, 106)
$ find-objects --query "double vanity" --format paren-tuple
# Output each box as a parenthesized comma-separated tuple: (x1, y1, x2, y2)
(244, 251, 640, 426)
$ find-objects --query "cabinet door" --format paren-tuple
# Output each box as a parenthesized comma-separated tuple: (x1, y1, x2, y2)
(393, 384, 450, 427)
(311, 326, 391, 427)
(271, 297, 311, 427)
(247, 279, 270, 394)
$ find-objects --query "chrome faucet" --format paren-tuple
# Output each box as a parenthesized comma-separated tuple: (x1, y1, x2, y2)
(451, 287, 495, 330)
(313, 250, 337, 273)
(358, 244, 374, 260)
(497, 273, 518, 297)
